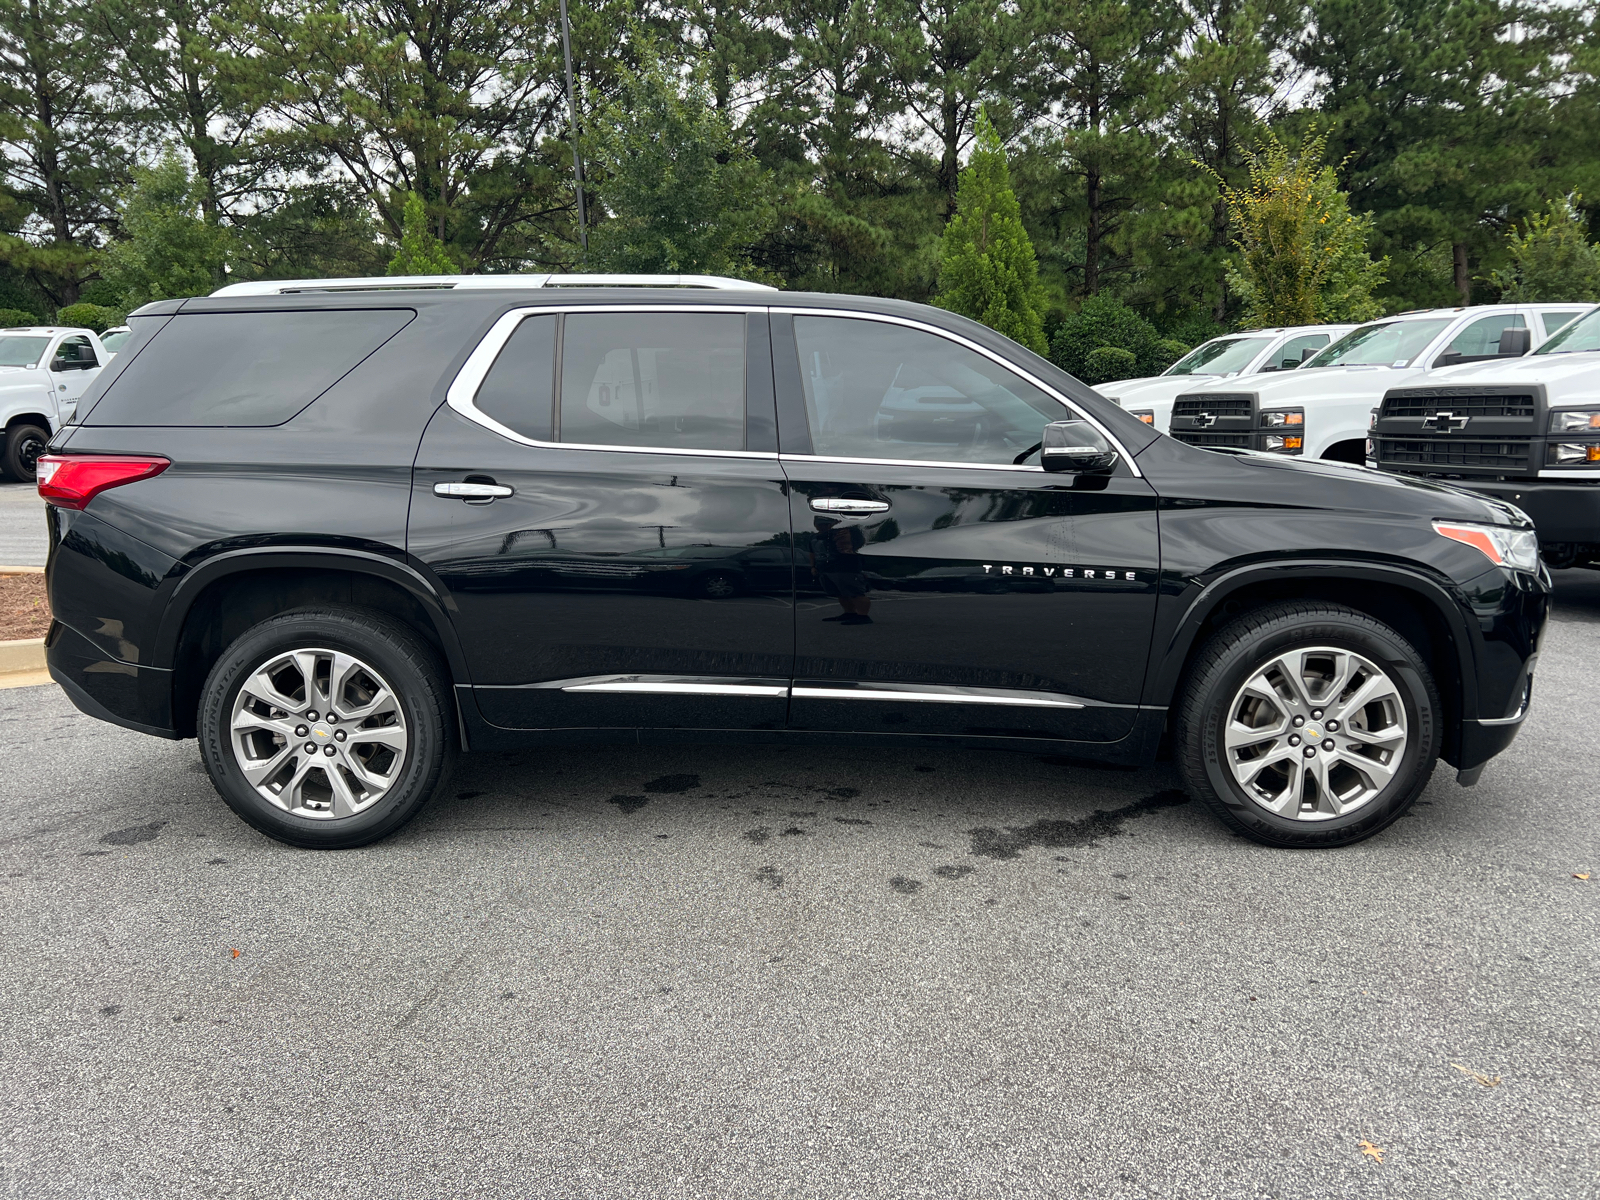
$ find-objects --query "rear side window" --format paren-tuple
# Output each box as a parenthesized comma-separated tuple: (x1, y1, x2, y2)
(83, 309, 413, 426)
(474, 315, 557, 441)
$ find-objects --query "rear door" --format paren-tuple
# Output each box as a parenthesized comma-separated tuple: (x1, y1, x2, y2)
(409, 304, 795, 732)
(774, 310, 1160, 743)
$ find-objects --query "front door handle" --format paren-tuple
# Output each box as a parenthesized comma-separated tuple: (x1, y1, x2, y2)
(435, 481, 514, 502)
(810, 497, 889, 515)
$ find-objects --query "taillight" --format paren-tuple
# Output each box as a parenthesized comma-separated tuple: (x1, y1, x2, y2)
(36, 454, 170, 510)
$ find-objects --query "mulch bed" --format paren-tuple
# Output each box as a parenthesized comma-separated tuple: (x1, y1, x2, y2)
(0, 574, 50, 641)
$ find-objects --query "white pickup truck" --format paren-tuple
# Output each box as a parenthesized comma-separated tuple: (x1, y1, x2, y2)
(0, 325, 109, 480)
(1097, 323, 1354, 431)
(1369, 303, 1600, 569)
(1165, 303, 1589, 463)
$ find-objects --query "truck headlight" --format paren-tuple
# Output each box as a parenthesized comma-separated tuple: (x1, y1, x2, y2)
(1549, 409, 1600, 432)
(1549, 443, 1600, 464)
(1433, 521, 1540, 572)
(1262, 435, 1303, 452)
(1261, 409, 1304, 428)
(1129, 410, 1155, 425)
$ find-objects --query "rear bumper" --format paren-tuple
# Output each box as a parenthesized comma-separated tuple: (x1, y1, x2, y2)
(46, 620, 179, 739)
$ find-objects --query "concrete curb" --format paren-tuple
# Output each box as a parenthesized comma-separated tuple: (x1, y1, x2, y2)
(0, 565, 45, 574)
(0, 636, 48, 689)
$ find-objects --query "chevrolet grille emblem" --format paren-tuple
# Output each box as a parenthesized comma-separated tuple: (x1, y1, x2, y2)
(1423, 410, 1469, 433)
(1193, 412, 1217, 428)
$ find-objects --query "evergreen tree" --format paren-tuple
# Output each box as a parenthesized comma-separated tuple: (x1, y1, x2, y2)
(933, 110, 1047, 354)
(100, 151, 229, 306)
(1489, 196, 1600, 302)
(386, 191, 457, 275)
(588, 43, 776, 279)
(1208, 130, 1386, 327)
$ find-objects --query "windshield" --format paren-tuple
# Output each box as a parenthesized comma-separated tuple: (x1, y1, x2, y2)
(1303, 318, 1454, 368)
(0, 335, 50, 368)
(1163, 336, 1274, 376)
(1534, 306, 1600, 355)
(100, 329, 132, 353)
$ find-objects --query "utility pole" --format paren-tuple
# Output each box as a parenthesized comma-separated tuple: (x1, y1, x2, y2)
(559, 0, 588, 256)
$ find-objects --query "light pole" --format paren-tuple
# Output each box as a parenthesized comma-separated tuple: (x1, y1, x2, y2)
(559, 0, 588, 256)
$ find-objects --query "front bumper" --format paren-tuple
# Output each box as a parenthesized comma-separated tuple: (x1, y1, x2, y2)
(1444, 479, 1600, 545)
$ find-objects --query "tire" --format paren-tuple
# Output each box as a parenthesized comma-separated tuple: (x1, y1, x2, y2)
(2, 422, 49, 483)
(1176, 602, 1440, 848)
(197, 607, 455, 849)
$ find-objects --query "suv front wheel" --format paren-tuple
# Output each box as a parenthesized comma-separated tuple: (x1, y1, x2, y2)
(1176, 602, 1440, 847)
(198, 607, 454, 848)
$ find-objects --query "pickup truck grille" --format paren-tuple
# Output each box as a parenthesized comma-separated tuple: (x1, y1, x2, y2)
(1380, 393, 1536, 419)
(1172, 431, 1252, 450)
(1173, 395, 1252, 418)
(1375, 437, 1534, 472)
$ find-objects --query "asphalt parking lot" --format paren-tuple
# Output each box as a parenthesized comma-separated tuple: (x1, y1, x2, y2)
(1, 490, 1596, 1199)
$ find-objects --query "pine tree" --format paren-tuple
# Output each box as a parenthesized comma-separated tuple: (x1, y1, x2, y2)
(933, 109, 1047, 355)
(386, 192, 457, 276)
(1489, 196, 1600, 302)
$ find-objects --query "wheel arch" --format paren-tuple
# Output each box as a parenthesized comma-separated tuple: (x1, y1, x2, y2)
(1148, 562, 1475, 767)
(157, 549, 470, 739)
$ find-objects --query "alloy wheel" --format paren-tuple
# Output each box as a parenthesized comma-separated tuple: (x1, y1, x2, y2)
(229, 647, 408, 819)
(1223, 645, 1408, 820)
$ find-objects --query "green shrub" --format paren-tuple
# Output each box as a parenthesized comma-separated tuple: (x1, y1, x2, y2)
(56, 303, 124, 333)
(1083, 346, 1139, 385)
(1152, 338, 1191, 371)
(1049, 294, 1166, 382)
(0, 308, 41, 329)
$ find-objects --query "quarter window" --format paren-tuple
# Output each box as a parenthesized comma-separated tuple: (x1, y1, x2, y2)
(474, 315, 557, 442)
(559, 313, 745, 451)
(792, 316, 1065, 465)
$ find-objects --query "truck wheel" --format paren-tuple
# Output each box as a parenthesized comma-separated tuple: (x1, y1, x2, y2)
(2, 422, 49, 482)
(1176, 602, 1440, 848)
(197, 607, 455, 849)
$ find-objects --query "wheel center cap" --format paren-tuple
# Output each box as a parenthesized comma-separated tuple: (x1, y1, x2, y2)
(1303, 724, 1323, 740)
(312, 726, 333, 741)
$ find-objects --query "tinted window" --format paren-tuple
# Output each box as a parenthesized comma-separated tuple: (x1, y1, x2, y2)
(1443, 313, 1523, 358)
(474, 315, 556, 441)
(84, 309, 413, 426)
(794, 316, 1065, 465)
(559, 313, 745, 451)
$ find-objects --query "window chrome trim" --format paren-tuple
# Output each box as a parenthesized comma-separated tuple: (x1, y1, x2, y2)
(771, 306, 1143, 478)
(445, 304, 779, 460)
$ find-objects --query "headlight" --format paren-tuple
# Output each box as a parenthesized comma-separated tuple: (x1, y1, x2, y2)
(1261, 409, 1304, 428)
(1262, 435, 1303, 451)
(1549, 409, 1600, 432)
(1129, 409, 1155, 425)
(1550, 443, 1600, 464)
(1433, 520, 1540, 572)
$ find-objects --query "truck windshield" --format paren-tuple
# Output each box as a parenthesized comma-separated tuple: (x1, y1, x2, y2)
(1303, 318, 1453, 368)
(0, 335, 51, 368)
(1164, 336, 1273, 376)
(1534, 307, 1600, 355)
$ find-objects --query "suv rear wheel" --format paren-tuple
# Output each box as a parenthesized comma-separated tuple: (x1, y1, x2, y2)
(198, 607, 454, 848)
(1176, 602, 1440, 847)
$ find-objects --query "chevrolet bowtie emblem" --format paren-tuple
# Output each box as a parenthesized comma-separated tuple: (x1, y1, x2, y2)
(1193, 412, 1217, 428)
(1423, 410, 1469, 432)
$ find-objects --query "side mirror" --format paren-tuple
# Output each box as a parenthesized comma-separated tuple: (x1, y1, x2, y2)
(1040, 420, 1119, 474)
(1301, 347, 1317, 362)
(49, 356, 68, 372)
(1280, 357, 1299, 370)
(1497, 327, 1531, 356)
(1434, 349, 1463, 368)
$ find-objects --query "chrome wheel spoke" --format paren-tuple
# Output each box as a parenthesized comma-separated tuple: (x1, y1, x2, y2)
(1222, 645, 1409, 823)
(229, 644, 407, 822)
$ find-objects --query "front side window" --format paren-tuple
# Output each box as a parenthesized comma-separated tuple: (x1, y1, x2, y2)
(1535, 306, 1600, 355)
(1305, 318, 1454, 368)
(793, 316, 1066, 465)
(560, 313, 745, 451)
(1163, 336, 1273, 376)
(56, 335, 98, 369)
(0, 335, 50, 367)
(1272, 333, 1330, 369)
(1441, 313, 1524, 359)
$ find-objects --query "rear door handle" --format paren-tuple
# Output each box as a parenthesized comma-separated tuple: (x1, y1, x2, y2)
(810, 497, 889, 515)
(434, 481, 514, 502)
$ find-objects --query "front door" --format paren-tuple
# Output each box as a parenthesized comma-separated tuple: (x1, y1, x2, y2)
(774, 312, 1160, 743)
(409, 306, 795, 732)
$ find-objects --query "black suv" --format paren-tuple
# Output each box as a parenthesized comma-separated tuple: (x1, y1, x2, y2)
(38, 275, 1548, 850)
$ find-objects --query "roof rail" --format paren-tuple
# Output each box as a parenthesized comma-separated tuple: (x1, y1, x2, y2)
(209, 273, 779, 297)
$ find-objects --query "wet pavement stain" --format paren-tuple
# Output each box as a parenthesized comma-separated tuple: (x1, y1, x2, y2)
(99, 1005, 121, 1017)
(967, 790, 1190, 859)
(100, 820, 167, 846)
(933, 865, 975, 880)
(888, 877, 924, 895)
(835, 817, 872, 826)
(779, 826, 808, 836)
(754, 865, 784, 889)
(643, 774, 700, 794)
(607, 795, 648, 815)
(744, 827, 772, 844)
